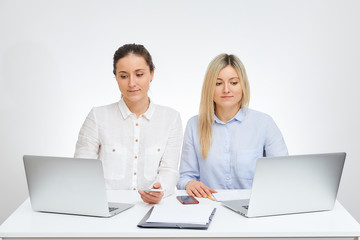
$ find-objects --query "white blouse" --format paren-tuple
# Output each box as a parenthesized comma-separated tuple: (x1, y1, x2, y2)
(74, 98, 183, 196)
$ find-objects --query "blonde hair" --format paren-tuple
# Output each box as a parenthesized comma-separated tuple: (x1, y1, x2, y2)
(198, 54, 250, 159)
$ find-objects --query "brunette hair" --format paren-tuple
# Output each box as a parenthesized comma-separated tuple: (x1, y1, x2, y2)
(113, 43, 155, 75)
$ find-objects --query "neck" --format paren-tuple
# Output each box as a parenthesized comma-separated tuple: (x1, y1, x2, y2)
(215, 106, 240, 123)
(123, 97, 150, 118)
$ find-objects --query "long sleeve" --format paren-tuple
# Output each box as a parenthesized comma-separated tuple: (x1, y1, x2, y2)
(264, 117, 288, 157)
(176, 109, 288, 190)
(74, 100, 183, 192)
(177, 117, 200, 190)
(74, 108, 100, 159)
(156, 112, 183, 197)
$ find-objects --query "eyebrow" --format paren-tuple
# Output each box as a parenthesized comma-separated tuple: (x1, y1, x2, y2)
(217, 77, 240, 80)
(118, 69, 146, 74)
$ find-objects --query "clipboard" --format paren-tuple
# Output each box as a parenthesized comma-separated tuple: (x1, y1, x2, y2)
(137, 206, 216, 229)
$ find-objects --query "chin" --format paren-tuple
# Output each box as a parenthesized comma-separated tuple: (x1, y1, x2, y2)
(125, 94, 146, 102)
(218, 103, 239, 108)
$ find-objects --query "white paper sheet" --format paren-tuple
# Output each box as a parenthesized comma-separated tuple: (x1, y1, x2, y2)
(146, 204, 215, 225)
(212, 189, 251, 201)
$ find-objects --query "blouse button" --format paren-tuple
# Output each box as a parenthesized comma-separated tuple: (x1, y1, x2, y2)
(135, 139, 138, 142)
(157, 148, 160, 152)
(134, 156, 138, 159)
(133, 188, 136, 190)
(134, 172, 136, 175)
(136, 123, 139, 126)
(112, 149, 115, 152)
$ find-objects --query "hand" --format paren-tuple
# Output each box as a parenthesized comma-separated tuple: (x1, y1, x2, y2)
(185, 180, 217, 198)
(138, 182, 164, 204)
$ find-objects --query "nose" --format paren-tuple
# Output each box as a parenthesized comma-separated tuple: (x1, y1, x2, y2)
(128, 75, 136, 88)
(223, 82, 230, 93)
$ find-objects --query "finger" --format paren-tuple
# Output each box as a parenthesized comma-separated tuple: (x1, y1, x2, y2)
(209, 188, 217, 193)
(149, 192, 164, 201)
(140, 192, 154, 203)
(138, 190, 153, 200)
(190, 182, 206, 197)
(185, 181, 196, 197)
(196, 183, 209, 197)
(139, 192, 148, 202)
(197, 182, 215, 196)
(152, 194, 163, 203)
(140, 195, 149, 203)
(147, 191, 162, 197)
(203, 187, 213, 197)
(143, 194, 161, 204)
(139, 190, 163, 203)
(186, 188, 195, 197)
(191, 187, 203, 198)
(202, 185, 217, 196)
(152, 182, 161, 189)
(141, 190, 160, 198)
(138, 191, 149, 201)
(196, 186, 208, 198)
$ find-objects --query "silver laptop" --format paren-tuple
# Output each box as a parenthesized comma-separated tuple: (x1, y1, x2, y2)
(23, 155, 134, 217)
(222, 152, 346, 218)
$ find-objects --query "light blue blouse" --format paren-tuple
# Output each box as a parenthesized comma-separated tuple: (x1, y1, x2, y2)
(177, 108, 288, 190)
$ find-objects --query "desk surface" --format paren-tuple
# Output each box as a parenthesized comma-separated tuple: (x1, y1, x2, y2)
(1, 190, 360, 239)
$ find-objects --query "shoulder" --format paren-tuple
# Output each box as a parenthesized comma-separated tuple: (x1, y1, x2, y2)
(184, 115, 199, 130)
(244, 108, 272, 121)
(96, 102, 119, 109)
(242, 108, 276, 127)
(153, 103, 179, 114)
(181, 115, 199, 137)
(91, 102, 119, 114)
(186, 115, 198, 124)
(152, 103, 181, 121)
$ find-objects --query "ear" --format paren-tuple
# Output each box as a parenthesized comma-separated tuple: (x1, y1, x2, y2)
(150, 70, 154, 82)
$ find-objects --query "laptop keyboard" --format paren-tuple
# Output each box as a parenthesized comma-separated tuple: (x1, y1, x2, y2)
(109, 207, 119, 212)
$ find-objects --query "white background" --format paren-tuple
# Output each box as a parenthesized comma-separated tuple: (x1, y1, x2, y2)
(0, 0, 359, 225)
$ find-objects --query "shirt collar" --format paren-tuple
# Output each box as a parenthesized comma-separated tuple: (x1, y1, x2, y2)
(118, 97, 155, 120)
(142, 100, 154, 120)
(214, 108, 246, 124)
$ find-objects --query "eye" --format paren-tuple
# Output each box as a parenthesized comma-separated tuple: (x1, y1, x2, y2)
(136, 73, 144, 77)
(231, 81, 239, 85)
(120, 75, 128, 79)
(216, 82, 222, 86)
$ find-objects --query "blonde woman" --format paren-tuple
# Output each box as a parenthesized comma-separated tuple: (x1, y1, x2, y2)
(75, 44, 183, 204)
(177, 54, 288, 198)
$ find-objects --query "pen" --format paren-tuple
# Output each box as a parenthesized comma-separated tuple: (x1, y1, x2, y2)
(207, 195, 215, 201)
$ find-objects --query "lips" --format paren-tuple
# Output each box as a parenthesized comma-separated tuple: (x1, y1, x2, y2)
(221, 96, 233, 99)
(128, 89, 140, 93)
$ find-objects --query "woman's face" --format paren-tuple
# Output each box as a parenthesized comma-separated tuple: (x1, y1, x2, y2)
(213, 65, 243, 111)
(115, 54, 153, 105)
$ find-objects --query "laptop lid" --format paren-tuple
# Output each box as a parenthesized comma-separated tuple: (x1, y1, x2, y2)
(23, 155, 134, 217)
(223, 152, 346, 218)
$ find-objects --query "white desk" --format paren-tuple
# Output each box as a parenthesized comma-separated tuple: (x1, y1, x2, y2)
(1, 190, 360, 240)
